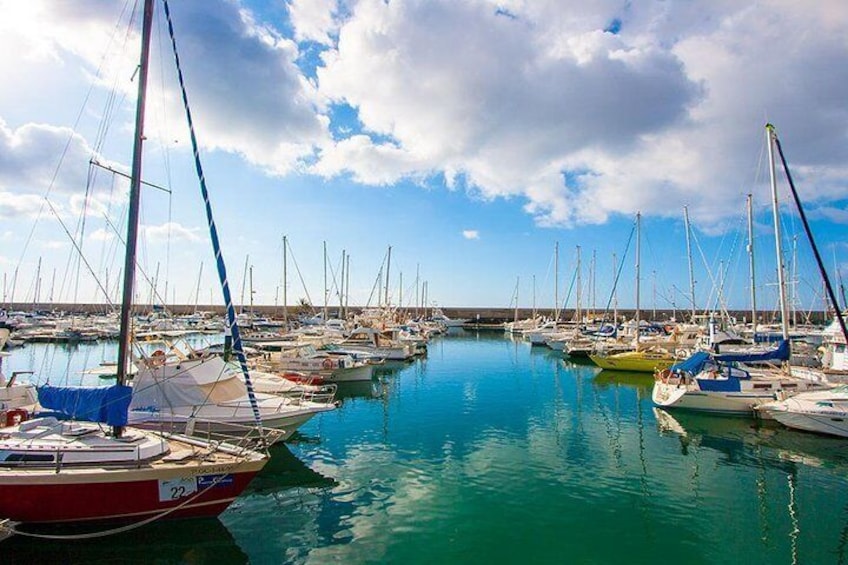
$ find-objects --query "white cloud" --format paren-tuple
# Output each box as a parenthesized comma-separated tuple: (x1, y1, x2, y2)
(289, 0, 338, 45)
(313, 0, 848, 227)
(0, 192, 45, 220)
(141, 222, 202, 243)
(0, 119, 98, 196)
(2, 0, 846, 234)
(87, 228, 115, 243)
(462, 230, 480, 240)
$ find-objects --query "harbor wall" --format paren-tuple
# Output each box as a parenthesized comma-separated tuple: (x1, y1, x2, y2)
(2, 303, 833, 325)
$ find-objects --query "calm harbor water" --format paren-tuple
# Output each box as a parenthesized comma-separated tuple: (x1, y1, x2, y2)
(5, 331, 848, 564)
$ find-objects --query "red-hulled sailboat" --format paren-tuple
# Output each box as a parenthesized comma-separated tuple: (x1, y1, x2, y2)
(0, 0, 271, 527)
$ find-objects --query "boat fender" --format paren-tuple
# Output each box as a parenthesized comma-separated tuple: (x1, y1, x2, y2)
(5, 408, 28, 428)
(150, 349, 166, 367)
(322, 358, 334, 370)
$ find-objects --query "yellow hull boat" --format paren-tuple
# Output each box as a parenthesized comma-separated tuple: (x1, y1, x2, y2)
(589, 349, 677, 373)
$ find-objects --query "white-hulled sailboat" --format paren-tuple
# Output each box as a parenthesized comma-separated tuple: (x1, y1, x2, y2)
(0, 0, 271, 528)
(653, 124, 839, 415)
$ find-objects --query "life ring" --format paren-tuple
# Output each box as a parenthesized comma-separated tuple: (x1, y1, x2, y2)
(149, 349, 167, 367)
(5, 408, 28, 428)
(322, 358, 334, 370)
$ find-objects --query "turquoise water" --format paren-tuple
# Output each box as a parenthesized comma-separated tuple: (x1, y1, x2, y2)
(5, 331, 848, 564)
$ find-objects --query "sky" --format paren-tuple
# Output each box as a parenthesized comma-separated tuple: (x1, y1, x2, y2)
(0, 0, 846, 316)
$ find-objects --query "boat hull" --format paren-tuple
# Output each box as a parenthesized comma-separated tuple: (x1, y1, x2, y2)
(770, 410, 848, 438)
(590, 355, 675, 373)
(652, 381, 773, 414)
(0, 459, 264, 524)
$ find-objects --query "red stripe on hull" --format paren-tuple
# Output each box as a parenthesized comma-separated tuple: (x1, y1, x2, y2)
(0, 471, 259, 524)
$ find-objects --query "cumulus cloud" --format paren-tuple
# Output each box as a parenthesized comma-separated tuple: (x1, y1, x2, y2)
(462, 230, 480, 240)
(0, 192, 45, 220)
(141, 222, 202, 243)
(312, 0, 848, 227)
(155, 1, 331, 174)
(289, 0, 338, 45)
(0, 120, 97, 195)
(1, 1, 331, 178)
(2, 0, 846, 233)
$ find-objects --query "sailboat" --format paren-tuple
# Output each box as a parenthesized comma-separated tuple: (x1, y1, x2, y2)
(0, 0, 270, 527)
(652, 124, 835, 415)
(590, 213, 678, 373)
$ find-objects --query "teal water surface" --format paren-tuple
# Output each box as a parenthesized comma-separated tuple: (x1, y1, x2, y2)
(5, 331, 848, 564)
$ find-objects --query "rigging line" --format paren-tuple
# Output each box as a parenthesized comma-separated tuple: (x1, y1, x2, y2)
(772, 126, 848, 344)
(690, 229, 732, 321)
(99, 212, 170, 310)
(286, 240, 316, 313)
(591, 218, 636, 341)
(365, 248, 390, 308)
(43, 197, 114, 307)
(163, 0, 265, 445)
(89, 160, 172, 193)
(11, 0, 137, 302)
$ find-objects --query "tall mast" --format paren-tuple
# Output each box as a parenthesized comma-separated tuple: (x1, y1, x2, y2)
(415, 263, 420, 318)
(282, 235, 288, 325)
(575, 245, 582, 323)
(554, 241, 559, 321)
(746, 194, 757, 337)
(384, 245, 392, 309)
(532, 275, 536, 319)
(514, 276, 519, 323)
(683, 205, 696, 322)
(239, 254, 248, 315)
(339, 249, 346, 317)
(323, 240, 328, 321)
(635, 212, 641, 348)
(248, 264, 254, 315)
(612, 252, 618, 324)
(766, 125, 790, 340)
(791, 236, 798, 327)
(345, 253, 350, 319)
(591, 249, 597, 319)
(193, 261, 203, 314)
(116, 0, 155, 399)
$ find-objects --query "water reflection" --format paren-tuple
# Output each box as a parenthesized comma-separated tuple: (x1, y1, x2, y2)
(3, 518, 248, 564)
(654, 408, 848, 471)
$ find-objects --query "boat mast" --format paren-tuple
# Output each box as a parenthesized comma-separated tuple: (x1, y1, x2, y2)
(193, 261, 203, 314)
(554, 241, 559, 321)
(769, 123, 848, 346)
(345, 253, 350, 319)
(340, 249, 346, 318)
(514, 276, 519, 323)
(531, 275, 536, 320)
(282, 235, 288, 325)
(591, 249, 597, 320)
(635, 212, 641, 349)
(746, 194, 757, 338)
(576, 245, 582, 323)
(766, 125, 791, 340)
(612, 252, 618, 324)
(384, 245, 392, 310)
(683, 205, 696, 323)
(323, 241, 328, 320)
(116, 0, 154, 413)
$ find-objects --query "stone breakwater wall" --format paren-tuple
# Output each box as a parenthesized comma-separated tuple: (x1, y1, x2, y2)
(3, 303, 832, 325)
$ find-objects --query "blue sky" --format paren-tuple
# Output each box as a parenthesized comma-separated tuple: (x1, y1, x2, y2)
(0, 0, 846, 313)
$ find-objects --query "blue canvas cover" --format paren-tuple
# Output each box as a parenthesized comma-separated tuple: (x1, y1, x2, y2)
(37, 384, 132, 427)
(668, 351, 712, 375)
(667, 340, 790, 376)
(714, 339, 790, 364)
